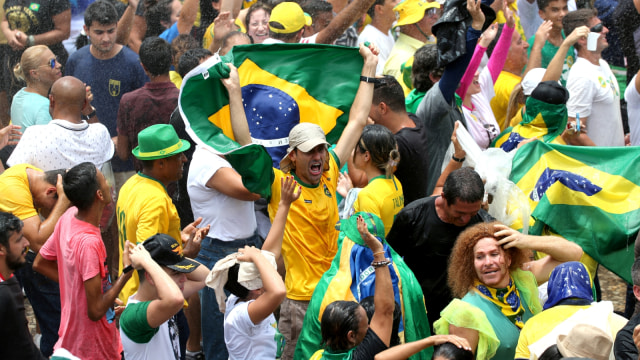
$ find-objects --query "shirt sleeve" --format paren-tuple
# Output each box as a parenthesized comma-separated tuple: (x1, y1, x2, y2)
(120, 301, 159, 344)
(351, 328, 388, 360)
(38, 225, 59, 261)
(566, 72, 596, 118)
(49, 0, 70, 16)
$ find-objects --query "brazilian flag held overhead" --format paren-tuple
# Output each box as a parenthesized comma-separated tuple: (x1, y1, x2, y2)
(179, 44, 364, 198)
(510, 141, 640, 283)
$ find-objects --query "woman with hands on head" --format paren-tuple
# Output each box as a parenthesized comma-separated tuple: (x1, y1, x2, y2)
(220, 176, 301, 359)
(434, 221, 583, 360)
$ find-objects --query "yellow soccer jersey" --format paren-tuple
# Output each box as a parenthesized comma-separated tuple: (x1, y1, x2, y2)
(117, 173, 182, 303)
(0, 163, 40, 221)
(268, 151, 340, 301)
(353, 175, 404, 236)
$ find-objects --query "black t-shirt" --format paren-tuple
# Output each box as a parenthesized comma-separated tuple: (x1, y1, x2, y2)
(0, 276, 46, 360)
(4, 0, 70, 56)
(394, 114, 430, 206)
(386, 196, 491, 330)
(614, 312, 640, 360)
(351, 328, 388, 360)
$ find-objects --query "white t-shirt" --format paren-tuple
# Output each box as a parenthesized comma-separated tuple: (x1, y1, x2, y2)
(187, 146, 256, 241)
(120, 298, 181, 360)
(7, 119, 114, 170)
(357, 25, 395, 75)
(626, 74, 640, 146)
(463, 68, 500, 149)
(566, 57, 624, 147)
(224, 294, 277, 360)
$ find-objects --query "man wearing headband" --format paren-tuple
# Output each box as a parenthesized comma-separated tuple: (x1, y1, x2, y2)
(120, 234, 208, 360)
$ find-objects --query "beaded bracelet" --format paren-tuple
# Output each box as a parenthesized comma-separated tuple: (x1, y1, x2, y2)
(371, 259, 391, 268)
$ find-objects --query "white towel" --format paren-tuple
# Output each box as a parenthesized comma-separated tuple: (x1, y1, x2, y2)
(205, 250, 277, 312)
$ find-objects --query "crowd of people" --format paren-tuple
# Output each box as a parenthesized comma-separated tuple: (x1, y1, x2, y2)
(0, 0, 639, 358)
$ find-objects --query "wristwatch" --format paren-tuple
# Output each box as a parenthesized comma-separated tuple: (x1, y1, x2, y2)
(26, 35, 35, 47)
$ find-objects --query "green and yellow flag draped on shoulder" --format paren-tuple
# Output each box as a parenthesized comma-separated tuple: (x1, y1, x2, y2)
(179, 44, 364, 197)
(294, 213, 432, 360)
(510, 141, 640, 283)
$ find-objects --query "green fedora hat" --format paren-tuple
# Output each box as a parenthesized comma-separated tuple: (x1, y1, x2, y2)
(132, 124, 191, 160)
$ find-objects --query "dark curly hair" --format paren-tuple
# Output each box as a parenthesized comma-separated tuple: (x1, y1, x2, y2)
(448, 221, 529, 298)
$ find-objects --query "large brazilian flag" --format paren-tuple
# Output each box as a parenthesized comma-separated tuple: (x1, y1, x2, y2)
(179, 44, 364, 198)
(295, 213, 432, 360)
(510, 141, 640, 283)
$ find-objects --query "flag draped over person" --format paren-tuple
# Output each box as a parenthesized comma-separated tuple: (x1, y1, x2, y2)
(179, 44, 364, 197)
(295, 212, 432, 360)
(510, 141, 640, 283)
(492, 97, 568, 152)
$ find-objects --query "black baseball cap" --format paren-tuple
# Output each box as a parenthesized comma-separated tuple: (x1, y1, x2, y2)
(142, 234, 200, 273)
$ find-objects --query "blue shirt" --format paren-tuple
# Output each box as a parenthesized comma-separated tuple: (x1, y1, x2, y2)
(65, 45, 148, 171)
(159, 23, 179, 43)
(11, 88, 52, 130)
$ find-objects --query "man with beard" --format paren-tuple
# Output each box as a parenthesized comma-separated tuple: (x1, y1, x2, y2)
(0, 212, 45, 359)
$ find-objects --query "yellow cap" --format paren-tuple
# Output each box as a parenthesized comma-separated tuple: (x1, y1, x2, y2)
(268, 2, 313, 34)
(394, 0, 440, 27)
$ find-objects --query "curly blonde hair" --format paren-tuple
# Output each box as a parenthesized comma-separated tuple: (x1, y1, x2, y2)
(447, 221, 530, 298)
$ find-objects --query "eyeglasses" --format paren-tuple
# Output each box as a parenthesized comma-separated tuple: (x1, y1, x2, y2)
(40, 58, 58, 69)
(590, 23, 603, 33)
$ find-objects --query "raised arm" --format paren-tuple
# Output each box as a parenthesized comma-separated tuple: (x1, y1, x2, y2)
(116, 0, 140, 45)
(332, 43, 378, 166)
(439, 0, 484, 103)
(224, 63, 252, 146)
(176, 0, 199, 34)
(130, 243, 185, 328)
(374, 335, 471, 360)
(261, 176, 301, 259)
(494, 224, 583, 284)
(358, 215, 394, 346)
(487, 6, 515, 83)
(432, 122, 465, 195)
(524, 20, 552, 76)
(457, 23, 497, 100)
(241, 246, 286, 325)
(314, 0, 377, 45)
(541, 25, 588, 82)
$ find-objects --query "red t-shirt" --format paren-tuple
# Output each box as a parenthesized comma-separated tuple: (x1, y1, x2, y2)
(40, 208, 122, 359)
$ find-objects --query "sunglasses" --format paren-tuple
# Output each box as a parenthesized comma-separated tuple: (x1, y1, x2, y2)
(41, 58, 58, 69)
(590, 23, 603, 33)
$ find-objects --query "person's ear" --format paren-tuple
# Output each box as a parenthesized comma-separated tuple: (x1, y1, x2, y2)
(45, 186, 57, 197)
(634, 284, 640, 301)
(346, 329, 357, 345)
(0, 244, 6, 256)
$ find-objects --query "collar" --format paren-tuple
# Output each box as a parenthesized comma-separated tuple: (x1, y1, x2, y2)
(144, 81, 178, 89)
(137, 172, 168, 192)
(50, 119, 90, 131)
(0, 272, 13, 282)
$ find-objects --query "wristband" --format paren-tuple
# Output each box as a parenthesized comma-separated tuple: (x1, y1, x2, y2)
(452, 155, 465, 163)
(360, 76, 379, 84)
(27, 35, 35, 47)
(122, 265, 134, 273)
